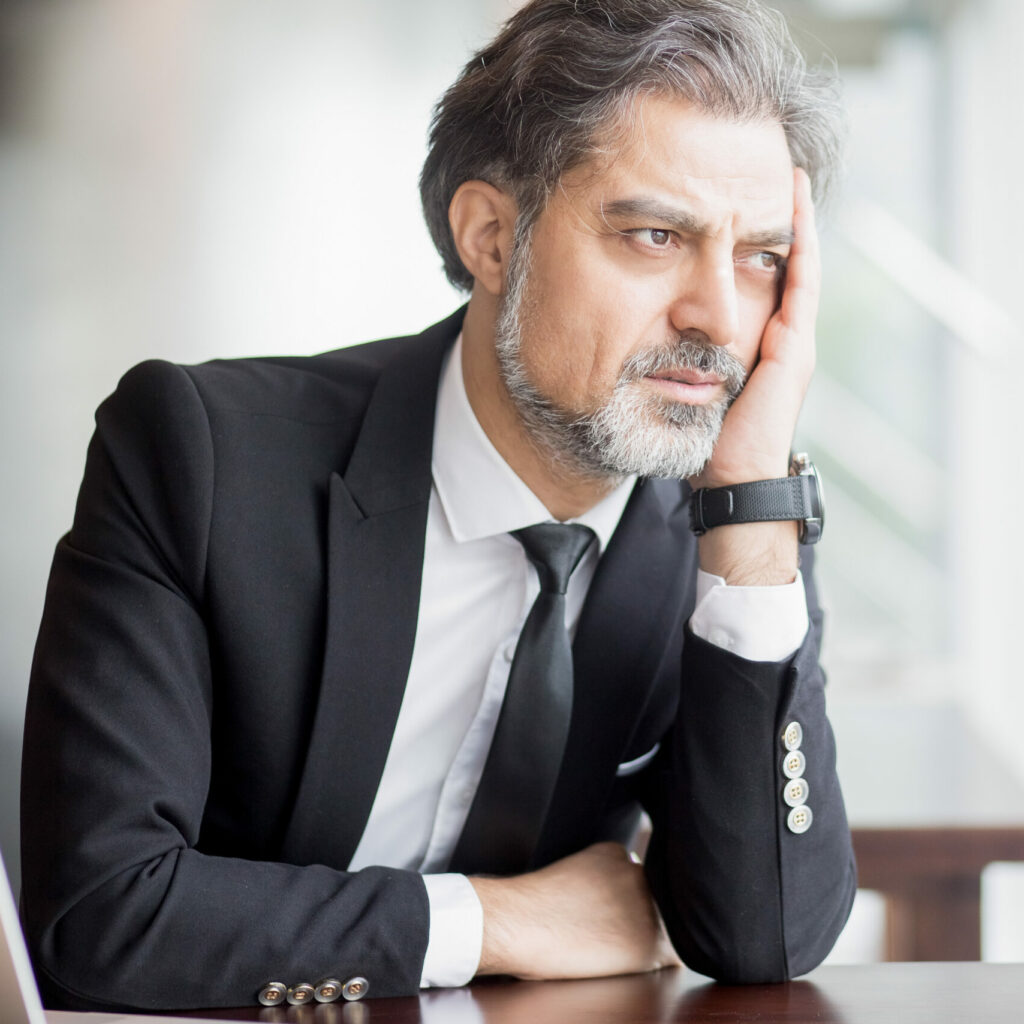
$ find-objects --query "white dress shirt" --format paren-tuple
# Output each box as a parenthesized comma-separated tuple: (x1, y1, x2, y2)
(346, 336, 809, 987)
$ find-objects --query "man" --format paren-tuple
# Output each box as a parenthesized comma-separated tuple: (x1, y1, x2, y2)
(21, 0, 855, 1012)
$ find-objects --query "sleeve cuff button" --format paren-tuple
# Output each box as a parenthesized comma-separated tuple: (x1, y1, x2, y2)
(781, 721, 803, 751)
(315, 978, 343, 1003)
(342, 976, 370, 1001)
(783, 778, 810, 807)
(287, 983, 315, 1005)
(257, 982, 287, 1006)
(781, 749, 806, 779)
(787, 804, 813, 834)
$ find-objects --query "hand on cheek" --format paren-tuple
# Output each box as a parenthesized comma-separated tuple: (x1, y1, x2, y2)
(691, 168, 818, 586)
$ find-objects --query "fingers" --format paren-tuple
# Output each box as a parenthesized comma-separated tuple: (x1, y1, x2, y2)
(778, 167, 820, 333)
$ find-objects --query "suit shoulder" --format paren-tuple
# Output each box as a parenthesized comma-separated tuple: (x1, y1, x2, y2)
(94, 308, 464, 470)
(164, 310, 464, 424)
(97, 338, 402, 434)
(180, 337, 406, 424)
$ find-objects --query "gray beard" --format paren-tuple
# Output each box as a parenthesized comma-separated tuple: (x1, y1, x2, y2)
(493, 246, 748, 481)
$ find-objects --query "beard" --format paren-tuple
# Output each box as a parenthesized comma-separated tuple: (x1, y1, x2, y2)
(493, 239, 749, 482)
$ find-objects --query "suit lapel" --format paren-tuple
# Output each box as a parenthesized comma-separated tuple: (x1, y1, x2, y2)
(281, 313, 461, 867)
(535, 476, 696, 865)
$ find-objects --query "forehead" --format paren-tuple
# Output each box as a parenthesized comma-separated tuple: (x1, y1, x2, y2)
(561, 94, 795, 226)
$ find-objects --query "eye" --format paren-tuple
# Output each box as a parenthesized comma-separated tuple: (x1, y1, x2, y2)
(743, 251, 787, 272)
(629, 228, 675, 250)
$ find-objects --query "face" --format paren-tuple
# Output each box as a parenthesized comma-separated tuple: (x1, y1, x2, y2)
(495, 94, 796, 480)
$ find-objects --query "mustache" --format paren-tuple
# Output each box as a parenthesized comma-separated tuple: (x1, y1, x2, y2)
(618, 331, 748, 399)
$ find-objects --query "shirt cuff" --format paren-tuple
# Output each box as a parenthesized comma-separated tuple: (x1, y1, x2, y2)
(689, 568, 809, 662)
(420, 873, 484, 989)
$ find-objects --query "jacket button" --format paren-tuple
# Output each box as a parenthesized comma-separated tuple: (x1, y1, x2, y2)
(787, 804, 814, 834)
(257, 982, 287, 1006)
(781, 749, 806, 780)
(287, 982, 315, 1005)
(342, 976, 370, 1001)
(781, 721, 803, 751)
(315, 977, 343, 1003)
(783, 777, 810, 808)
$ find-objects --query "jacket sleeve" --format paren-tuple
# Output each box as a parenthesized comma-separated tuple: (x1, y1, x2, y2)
(641, 551, 857, 983)
(20, 360, 429, 1012)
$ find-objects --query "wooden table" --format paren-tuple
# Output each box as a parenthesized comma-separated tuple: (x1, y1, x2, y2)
(835, 702, 1024, 961)
(178, 963, 1024, 1023)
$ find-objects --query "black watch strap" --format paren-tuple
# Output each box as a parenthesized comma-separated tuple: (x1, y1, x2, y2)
(690, 474, 818, 536)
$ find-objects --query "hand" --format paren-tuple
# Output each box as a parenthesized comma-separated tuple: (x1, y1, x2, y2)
(690, 168, 819, 585)
(694, 167, 819, 489)
(470, 842, 681, 981)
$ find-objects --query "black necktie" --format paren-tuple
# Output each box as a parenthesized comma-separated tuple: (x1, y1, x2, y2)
(449, 522, 597, 875)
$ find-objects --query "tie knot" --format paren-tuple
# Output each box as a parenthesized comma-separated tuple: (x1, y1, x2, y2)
(512, 523, 596, 595)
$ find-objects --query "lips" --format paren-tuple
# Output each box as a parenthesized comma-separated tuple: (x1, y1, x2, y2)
(640, 371, 725, 406)
(646, 371, 723, 388)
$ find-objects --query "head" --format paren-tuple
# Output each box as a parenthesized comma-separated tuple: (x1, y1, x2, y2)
(420, 0, 844, 481)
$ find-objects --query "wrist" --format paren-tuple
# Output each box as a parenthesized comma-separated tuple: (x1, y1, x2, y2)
(469, 875, 534, 978)
(697, 520, 799, 586)
(689, 453, 824, 550)
(691, 457, 790, 492)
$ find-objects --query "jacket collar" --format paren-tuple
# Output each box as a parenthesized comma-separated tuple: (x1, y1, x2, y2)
(342, 307, 465, 518)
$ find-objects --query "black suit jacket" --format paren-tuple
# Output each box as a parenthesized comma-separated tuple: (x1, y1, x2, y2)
(21, 308, 856, 1012)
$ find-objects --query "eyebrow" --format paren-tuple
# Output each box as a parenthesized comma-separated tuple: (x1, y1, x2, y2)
(600, 197, 794, 248)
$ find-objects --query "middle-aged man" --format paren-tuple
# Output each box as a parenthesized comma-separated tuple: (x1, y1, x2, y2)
(22, 0, 856, 1012)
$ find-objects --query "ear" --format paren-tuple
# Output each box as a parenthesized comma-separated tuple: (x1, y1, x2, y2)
(448, 181, 518, 297)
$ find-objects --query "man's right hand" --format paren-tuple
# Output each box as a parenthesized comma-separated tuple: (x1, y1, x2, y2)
(469, 842, 681, 980)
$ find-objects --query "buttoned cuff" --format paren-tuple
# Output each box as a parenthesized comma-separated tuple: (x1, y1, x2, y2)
(689, 568, 809, 662)
(420, 873, 484, 989)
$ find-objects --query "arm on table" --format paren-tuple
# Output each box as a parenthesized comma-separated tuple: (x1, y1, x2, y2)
(642, 541, 856, 982)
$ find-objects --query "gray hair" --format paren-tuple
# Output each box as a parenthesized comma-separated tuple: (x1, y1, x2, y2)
(420, 0, 845, 291)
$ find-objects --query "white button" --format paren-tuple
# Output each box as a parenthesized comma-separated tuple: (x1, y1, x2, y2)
(787, 804, 813, 834)
(708, 627, 733, 650)
(781, 721, 803, 751)
(461, 789, 474, 804)
(783, 777, 809, 808)
(341, 976, 369, 1001)
(781, 750, 806, 780)
(502, 640, 517, 662)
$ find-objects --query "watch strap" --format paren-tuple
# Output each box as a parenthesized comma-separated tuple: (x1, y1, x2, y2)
(690, 474, 816, 535)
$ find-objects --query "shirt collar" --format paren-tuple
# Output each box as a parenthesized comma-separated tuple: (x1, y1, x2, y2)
(431, 334, 636, 552)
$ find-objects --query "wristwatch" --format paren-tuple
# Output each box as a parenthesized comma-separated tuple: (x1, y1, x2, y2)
(689, 452, 825, 544)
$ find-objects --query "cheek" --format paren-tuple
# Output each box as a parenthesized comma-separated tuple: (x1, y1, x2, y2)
(518, 264, 633, 405)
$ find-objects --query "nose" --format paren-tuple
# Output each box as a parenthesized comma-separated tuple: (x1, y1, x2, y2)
(667, 246, 739, 348)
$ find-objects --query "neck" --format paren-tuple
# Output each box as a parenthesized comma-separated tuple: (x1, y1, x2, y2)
(460, 292, 617, 521)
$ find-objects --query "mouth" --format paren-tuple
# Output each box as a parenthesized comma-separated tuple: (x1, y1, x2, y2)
(642, 371, 724, 404)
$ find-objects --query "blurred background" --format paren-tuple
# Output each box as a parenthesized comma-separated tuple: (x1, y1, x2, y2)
(1, 0, 1022, 963)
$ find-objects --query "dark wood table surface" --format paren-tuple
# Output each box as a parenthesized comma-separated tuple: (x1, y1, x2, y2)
(179, 963, 1024, 1023)
(834, 702, 1024, 960)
